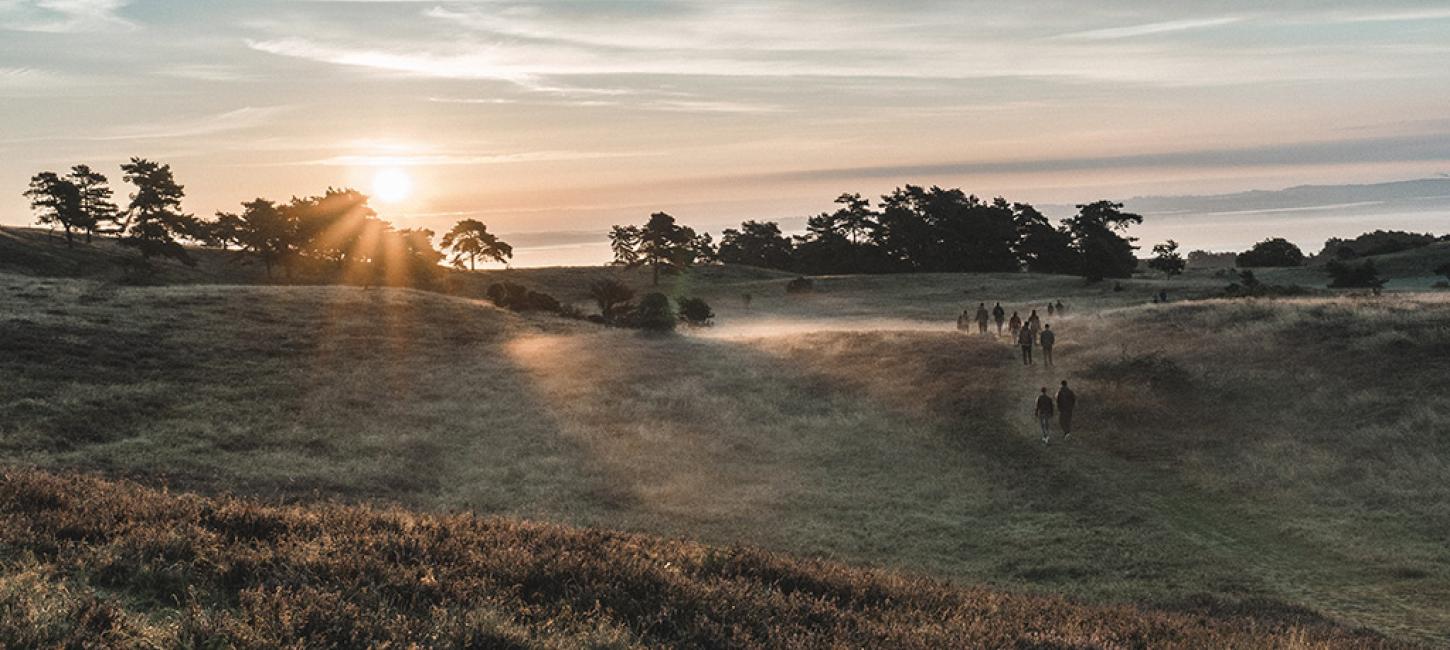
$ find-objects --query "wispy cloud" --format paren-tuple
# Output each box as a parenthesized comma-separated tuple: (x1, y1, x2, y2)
(0, 0, 135, 33)
(280, 149, 652, 167)
(1056, 17, 1245, 40)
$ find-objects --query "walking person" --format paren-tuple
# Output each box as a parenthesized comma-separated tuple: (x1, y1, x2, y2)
(1035, 387, 1055, 444)
(1039, 323, 1056, 367)
(992, 302, 1006, 335)
(1018, 325, 1035, 365)
(957, 308, 970, 332)
(1026, 309, 1042, 335)
(975, 303, 990, 334)
(1047, 303, 1055, 317)
(1055, 300, 1066, 315)
(1008, 311, 1023, 340)
(1056, 381, 1076, 440)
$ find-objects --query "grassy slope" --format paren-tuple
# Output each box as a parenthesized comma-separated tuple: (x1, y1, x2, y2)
(0, 469, 1398, 648)
(2, 231, 1448, 643)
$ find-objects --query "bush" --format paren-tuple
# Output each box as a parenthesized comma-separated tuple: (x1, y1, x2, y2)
(1236, 238, 1305, 268)
(1221, 270, 1310, 298)
(485, 282, 565, 313)
(1082, 351, 1192, 392)
(677, 297, 714, 327)
(633, 292, 676, 332)
(587, 279, 635, 324)
(1326, 260, 1384, 289)
(786, 277, 815, 293)
(1320, 230, 1437, 259)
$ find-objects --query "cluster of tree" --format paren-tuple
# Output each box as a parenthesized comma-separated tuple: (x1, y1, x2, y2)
(1147, 240, 1186, 277)
(586, 279, 712, 330)
(1326, 259, 1385, 290)
(1185, 250, 1238, 269)
(1236, 238, 1306, 268)
(1320, 230, 1442, 259)
(608, 213, 716, 285)
(711, 189, 1144, 281)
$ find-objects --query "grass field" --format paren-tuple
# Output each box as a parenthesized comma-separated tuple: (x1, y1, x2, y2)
(2, 228, 1448, 644)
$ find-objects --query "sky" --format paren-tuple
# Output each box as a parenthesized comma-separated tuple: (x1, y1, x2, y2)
(2, 0, 1449, 265)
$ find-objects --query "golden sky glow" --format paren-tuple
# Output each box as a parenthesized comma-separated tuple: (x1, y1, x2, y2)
(3, 1, 1450, 265)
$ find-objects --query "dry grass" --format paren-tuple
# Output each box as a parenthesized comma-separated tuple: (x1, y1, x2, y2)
(0, 468, 1404, 648)
(2, 254, 1449, 644)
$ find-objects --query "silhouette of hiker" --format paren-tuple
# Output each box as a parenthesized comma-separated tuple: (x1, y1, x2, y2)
(957, 308, 970, 332)
(743, 293, 753, 309)
(1055, 300, 1065, 315)
(975, 303, 990, 334)
(1056, 380, 1076, 439)
(1026, 309, 1041, 335)
(1047, 303, 1055, 317)
(1039, 323, 1056, 367)
(1018, 325, 1035, 365)
(992, 302, 1006, 334)
(1035, 387, 1055, 444)
(1159, 289, 1169, 303)
(1009, 312, 1023, 340)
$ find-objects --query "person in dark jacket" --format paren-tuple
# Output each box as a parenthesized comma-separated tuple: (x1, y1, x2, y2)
(957, 308, 970, 332)
(1056, 380, 1076, 439)
(975, 303, 990, 334)
(1039, 324, 1056, 366)
(992, 302, 1006, 335)
(1026, 309, 1041, 335)
(1018, 325, 1035, 365)
(1035, 387, 1055, 444)
(1008, 312, 1023, 340)
(1055, 300, 1066, 315)
(1047, 303, 1055, 317)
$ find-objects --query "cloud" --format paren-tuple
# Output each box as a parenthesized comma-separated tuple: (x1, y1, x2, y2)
(0, 0, 135, 33)
(280, 149, 651, 167)
(1055, 17, 1245, 40)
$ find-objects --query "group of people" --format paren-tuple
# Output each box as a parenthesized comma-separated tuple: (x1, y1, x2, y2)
(1034, 381, 1076, 445)
(958, 301, 1065, 367)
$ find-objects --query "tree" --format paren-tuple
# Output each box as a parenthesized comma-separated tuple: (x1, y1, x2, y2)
(212, 198, 296, 279)
(286, 188, 385, 268)
(439, 219, 512, 270)
(1435, 262, 1450, 284)
(1326, 259, 1384, 289)
(587, 278, 635, 323)
(718, 220, 795, 269)
(24, 172, 85, 247)
(1012, 202, 1078, 274)
(1237, 238, 1305, 268)
(1148, 240, 1186, 277)
(610, 212, 699, 285)
(634, 292, 676, 332)
(119, 158, 198, 266)
(1064, 200, 1142, 281)
(68, 165, 119, 241)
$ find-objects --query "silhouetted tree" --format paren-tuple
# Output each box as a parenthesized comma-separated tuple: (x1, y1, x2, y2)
(610, 212, 699, 285)
(440, 219, 512, 270)
(1326, 259, 1384, 289)
(212, 198, 295, 279)
(1148, 240, 1186, 277)
(1064, 200, 1142, 281)
(68, 165, 119, 241)
(287, 188, 386, 269)
(719, 220, 795, 269)
(1237, 238, 1305, 268)
(690, 232, 718, 265)
(588, 278, 635, 323)
(677, 297, 714, 326)
(24, 172, 84, 247)
(119, 158, 198, 266)
(1012, 202, 1078, 274)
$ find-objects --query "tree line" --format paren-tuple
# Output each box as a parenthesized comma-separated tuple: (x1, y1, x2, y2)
(24, 159, 513, 285)
(689, 188, 1145, 282)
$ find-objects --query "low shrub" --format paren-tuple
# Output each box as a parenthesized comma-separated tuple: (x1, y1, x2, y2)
(633, 292, 676, 332)
(1326, 260, 1384, 289)
(677, 297, 714, 327)
(785, 277, 814, 293)
(485, 282, 566, 313)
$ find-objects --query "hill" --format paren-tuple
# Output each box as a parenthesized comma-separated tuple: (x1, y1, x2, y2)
(2, 230, 1448, 643)
(0, 468, 1401, 648)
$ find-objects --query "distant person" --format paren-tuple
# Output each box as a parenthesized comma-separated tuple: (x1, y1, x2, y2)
(957, 308, 970, 332)
(1009, 312, 1023, 339)
(1055, 300, 1065, 315)
(1039, 323, 1056, 366)
(1047, 303, 1055, 317)
(742, 293, 753, 310)
(975, 303, 990, 334)
(1026, 309, 1041, 335)
(1056, 380, 1076, 439)
(1159, 289, 1169, 303)
(1035, 387, 1055, 444)
(992, 302, 1006, 334)
(1018, 325, 1035, 365)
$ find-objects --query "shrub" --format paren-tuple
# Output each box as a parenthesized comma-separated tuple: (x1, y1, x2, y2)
(1320, 230, 1437, 259)
(1221, 270, 1310, 298)
(587, 279, 635, 323)
(786, 277, 814, 293)
(677, 297, 714, 327)
(1326, 260, 1384, 289)
(485, 282, 565, 313)
(633, 292, 676, 332)
(1237, 238, 1305, 268)
(1082, 351, 1191, 392)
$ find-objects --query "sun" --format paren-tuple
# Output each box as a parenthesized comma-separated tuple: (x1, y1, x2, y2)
(371, 168, 414, 203)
